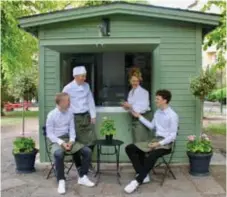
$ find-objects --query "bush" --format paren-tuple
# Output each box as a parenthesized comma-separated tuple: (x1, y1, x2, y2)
(207, 88, 226, 103)
(13, 137, 36, 154)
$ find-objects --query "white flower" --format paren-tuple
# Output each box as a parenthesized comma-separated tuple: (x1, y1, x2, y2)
(201, 133, 208, 138)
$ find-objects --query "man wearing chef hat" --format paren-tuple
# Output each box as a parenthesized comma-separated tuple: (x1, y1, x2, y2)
(63, 66, 96, 175)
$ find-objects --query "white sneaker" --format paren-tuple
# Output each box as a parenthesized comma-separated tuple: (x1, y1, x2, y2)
(78, 175, 95, 187)
(124, 180, 139, 194)
(58, 179, 66, 194)
(136, 174, 150, 184)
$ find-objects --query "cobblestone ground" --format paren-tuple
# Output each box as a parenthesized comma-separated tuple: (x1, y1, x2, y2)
(1, 118, 226, 197)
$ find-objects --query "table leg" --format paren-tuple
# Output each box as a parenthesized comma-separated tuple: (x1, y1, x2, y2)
(116, 145, 121, 185)
(95, 145, 100, 178)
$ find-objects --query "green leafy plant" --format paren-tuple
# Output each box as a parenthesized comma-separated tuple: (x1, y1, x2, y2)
(190, 68, 216, 101)
(13, 137, 36, 154)
(100, 116, 116, 136)
(187, 134, 212, 153)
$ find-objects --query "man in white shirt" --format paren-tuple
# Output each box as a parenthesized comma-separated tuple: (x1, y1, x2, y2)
(124, 89, 179, 194)
(46, 93, 95, 195)
(62, 66, 96, 170)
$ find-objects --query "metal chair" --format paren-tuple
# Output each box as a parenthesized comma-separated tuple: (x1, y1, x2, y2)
(42, 126, 75, 179)
(152, 132, 178, 186)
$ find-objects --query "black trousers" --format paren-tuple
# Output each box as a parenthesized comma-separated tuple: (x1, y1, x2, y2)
(54, 146, 92, 181)
(125, 144, 171, 184)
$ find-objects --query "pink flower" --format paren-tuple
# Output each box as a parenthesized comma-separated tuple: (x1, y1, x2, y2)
(188, 135, 196, 141)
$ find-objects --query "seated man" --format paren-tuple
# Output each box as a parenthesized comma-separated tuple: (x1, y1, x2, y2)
(124, 89, 179, 194)
(46, 92, 95, 195)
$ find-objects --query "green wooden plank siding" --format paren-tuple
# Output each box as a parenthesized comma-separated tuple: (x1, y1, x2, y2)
(39, 48, 60, 162)
(40, 15, 200, 163)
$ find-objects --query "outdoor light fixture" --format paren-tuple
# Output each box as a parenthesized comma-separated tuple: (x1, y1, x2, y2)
(98, 18, 110, 37)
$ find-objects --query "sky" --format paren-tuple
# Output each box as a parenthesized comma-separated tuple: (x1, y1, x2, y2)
(147, 0, 220, 13)
(147, 0, 205, 9)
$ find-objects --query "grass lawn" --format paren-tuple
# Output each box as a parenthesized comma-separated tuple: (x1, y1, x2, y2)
(1, 111, 38, 126)
(204, 123, 226, 135)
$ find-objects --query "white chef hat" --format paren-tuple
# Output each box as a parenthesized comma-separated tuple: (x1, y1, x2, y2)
(73, 66, 87, 77)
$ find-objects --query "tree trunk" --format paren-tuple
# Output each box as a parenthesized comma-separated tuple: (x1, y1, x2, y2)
(1, 102, 5, 116)
(220, 68, 223, 114)
(201, 100, 204, 135)
(22, 98, 25, 136)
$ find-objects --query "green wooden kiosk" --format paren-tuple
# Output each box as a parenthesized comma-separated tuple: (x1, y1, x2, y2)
(19, 2, 220, 163)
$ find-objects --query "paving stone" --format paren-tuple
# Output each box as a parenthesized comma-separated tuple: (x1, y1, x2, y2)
(1, 178, 27, 191)
(30, 187, 60, 197)
(1, 185, 37, 197)
(202, 194, 227, 197)
(161, 190, 203, 197)
(211, 153, 226, 165)
(74, 183, 103, 196)
(188, 175, 225, 195)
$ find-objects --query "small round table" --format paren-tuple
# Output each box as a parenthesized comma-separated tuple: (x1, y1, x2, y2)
(94, 139, 124, 185)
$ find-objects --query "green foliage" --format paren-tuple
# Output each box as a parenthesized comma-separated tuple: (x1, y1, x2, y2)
(13, 137, 36, 154)
(8, 66, 38, 100)
(204, 123, 226, 135)
(190, 68, 216, 101)
(1, 1, 79, 101)
(100, 117, 117, 136)
(81, 0, 148, 6)
(187, 134, 212, 153)
(207, 87, 226, 102)
(202, 1, 226, 70)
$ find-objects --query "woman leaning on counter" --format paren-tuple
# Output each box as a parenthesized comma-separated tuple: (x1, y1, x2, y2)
(121, 67, 152, 143)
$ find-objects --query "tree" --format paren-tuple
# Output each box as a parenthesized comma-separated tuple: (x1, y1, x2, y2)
(1, 1, 79, 82)
(202, 1, 226, 113)
(202, 1, 226, 70)
(1, 1, 80, 108)
(9, 67, 38, 102)
(80, 0, 148, 7)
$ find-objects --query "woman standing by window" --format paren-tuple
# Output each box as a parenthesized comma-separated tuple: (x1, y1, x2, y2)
(121, 67, 152, 143)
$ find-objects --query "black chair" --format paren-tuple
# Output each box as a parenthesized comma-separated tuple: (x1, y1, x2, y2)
(42, 126, 75, 179)
(152, 132, 178, 186)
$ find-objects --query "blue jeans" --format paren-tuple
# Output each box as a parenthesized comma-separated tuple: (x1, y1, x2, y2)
(54, 146, 92, 181)
(73, 146, 92, 177)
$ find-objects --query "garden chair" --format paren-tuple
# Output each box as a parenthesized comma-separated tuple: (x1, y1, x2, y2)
(152, 132, 178, 186)
(42, 126, 75, 179)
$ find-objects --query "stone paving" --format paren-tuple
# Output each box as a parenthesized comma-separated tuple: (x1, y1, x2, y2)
(1, 118, 226, 197)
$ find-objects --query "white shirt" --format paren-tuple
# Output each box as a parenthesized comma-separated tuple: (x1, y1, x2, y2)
(139, 106, 179, 146)
(46, 107, 75, 145)
(127, 85, 150, 113)
(63, 81, 96, 118)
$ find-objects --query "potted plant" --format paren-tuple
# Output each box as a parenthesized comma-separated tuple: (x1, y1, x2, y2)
(190, 68, 216, 118)
(188, 68, 216, 176)
(10, 69, 38, 173)
(100, 116, 116, 143)
(13, 137, 38, 173)
(186, 134, 212, 176)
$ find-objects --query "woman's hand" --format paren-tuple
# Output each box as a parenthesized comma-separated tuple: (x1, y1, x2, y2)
(122, 102, 131, 109)
(131, 110, 141, 118)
